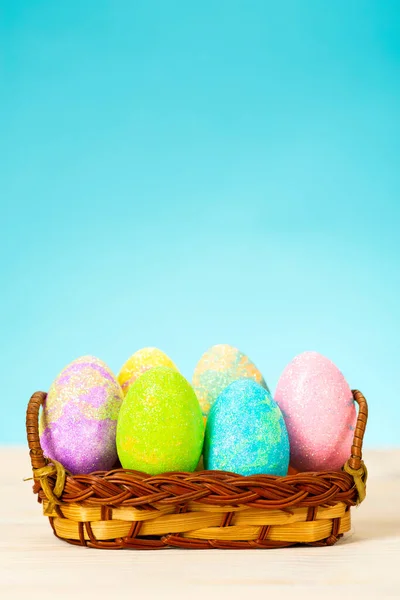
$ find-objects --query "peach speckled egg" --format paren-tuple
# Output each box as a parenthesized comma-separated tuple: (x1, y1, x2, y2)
(274, 351, 356, 472)
(192, 344, 268, 417)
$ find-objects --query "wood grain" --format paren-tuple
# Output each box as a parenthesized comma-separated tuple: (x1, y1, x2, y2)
(1, 447, 399, 599)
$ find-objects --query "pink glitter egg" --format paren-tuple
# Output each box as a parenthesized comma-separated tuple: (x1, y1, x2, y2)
(274, 351, 356, 472)
(39, 356, 124, 474)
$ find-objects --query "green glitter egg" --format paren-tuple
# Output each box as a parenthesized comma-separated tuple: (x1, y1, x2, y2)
(204, 378, 289, 476)
(116, 366, 204, 475)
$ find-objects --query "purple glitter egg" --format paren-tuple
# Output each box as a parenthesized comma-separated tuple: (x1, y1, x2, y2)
(39, 356, 124, 474)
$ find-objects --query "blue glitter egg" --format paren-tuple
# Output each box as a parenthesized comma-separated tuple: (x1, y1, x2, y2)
(203, 379, 290, 476)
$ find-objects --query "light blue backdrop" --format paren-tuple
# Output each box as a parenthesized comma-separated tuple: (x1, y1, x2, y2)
(1, 1, 399, 445)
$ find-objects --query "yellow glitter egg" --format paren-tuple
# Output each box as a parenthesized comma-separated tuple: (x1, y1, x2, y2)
(118, 347, 178, 396)
(192, 344, 269, 417)
(116, 366, 204, 475)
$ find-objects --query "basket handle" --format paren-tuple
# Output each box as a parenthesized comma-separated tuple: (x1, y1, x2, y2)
(26, 391, 47, 470)
(348, 389, 368, 470)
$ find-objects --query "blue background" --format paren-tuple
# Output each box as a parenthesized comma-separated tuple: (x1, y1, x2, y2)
(1, 1, 399, 445)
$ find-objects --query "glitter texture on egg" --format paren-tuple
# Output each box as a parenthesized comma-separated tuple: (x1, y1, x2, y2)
(203, 379, 289, 476)
(39, 356, 124, 475)
(118, 347, 178, 396)
(116, 366, 204, 475)
(192, 344, 268, 417)
(274, 351, 356, 472)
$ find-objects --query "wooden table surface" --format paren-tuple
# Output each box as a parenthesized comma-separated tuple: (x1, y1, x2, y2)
(1, 448, 399, 599)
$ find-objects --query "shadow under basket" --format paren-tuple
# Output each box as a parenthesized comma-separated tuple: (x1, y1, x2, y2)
(26, 390, 368, 550)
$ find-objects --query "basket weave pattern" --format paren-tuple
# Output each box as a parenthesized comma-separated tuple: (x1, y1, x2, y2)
(26, 389, 368, 549)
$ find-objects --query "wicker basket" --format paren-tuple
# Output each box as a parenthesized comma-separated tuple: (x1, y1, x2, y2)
(26, 389, 368, 549)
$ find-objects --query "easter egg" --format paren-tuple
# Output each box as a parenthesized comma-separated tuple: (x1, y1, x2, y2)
(274, 351, 356, 472)
(40, 356, 124, 474)
(118, 347, 178, 396)
(192, 344, 268, 417)
(116, 366, 204, 475)
(203, 379, 289, 476)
